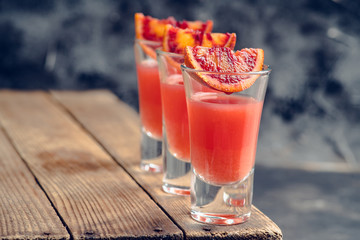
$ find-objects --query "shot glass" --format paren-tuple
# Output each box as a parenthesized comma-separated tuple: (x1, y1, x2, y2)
(157, 50, 191, 195)
(181, 65, 271, 225)
(134, 39, 163, 172)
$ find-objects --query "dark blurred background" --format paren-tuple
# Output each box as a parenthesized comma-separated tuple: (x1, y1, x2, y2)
(0, 0, 359, 239)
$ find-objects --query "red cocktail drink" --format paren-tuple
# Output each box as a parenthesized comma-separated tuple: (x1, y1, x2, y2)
(188, 93, 263, 185)
(182, 59, 270, 225)
(136, 60, 162, 139)
(161, 74, 190, 161)
(134, 39, 163, 172)
(157, 50, 191, 195)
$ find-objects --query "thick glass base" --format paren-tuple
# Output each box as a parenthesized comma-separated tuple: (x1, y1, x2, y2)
(162, 132, 191, 195)
(190, 168, 254, 225)
(140, 127, 162, 173)
(162, 182, 190, 196)
(191, 211, 250, 225)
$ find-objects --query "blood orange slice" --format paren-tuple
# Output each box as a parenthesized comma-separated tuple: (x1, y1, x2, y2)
(135, 13, 213, 59)
(184, 46, 264, 92)
(162, 25, 203, 54)
(135, 13, 175, 59)
(163, 25, 237, 54)
(176, 20, 213, 33)
(201, 33, 236, 49)
(135, 13, 176, 41)
(135, 13, 213, 42)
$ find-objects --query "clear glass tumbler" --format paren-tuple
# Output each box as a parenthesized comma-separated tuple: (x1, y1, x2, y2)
(157, 50, 191, 195)
(181, 65, 271, 225)
(134, 39, 163, 172)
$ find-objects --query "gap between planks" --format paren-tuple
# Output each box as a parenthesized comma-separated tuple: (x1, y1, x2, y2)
(0, 126, 70, 240)
(0, 90, 183, 240)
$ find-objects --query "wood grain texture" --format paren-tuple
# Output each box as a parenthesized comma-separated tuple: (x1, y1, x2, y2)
(0, 128, 69, 240)
(0, 90, 182, 239)
(52, 90, 283, 240)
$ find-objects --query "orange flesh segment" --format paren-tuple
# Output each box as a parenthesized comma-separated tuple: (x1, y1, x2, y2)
(135, 13, 176, 42)
(135, 13, 213, 42)
(163, 25, 237, 54)
(184, 46, 264, 93)
(176, 20, 213, 33)
(162, 25, 203, 54)
(202, 33, 236, 49)
(135, 13, 214, 59)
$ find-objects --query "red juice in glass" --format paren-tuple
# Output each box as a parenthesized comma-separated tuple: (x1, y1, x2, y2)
(157, 50, 190, 195)
(161, 74, 190, 161)
(136, 59, 162, 140)
(187, 93, 264, 185)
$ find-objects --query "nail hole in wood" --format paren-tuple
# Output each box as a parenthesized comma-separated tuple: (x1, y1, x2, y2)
(203, 227, 212, 231)
(153, 227, 163, 232)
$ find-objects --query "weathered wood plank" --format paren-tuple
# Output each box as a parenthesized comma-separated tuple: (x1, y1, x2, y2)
(0, 128, 69, 240)
(0, 90, 182, 239)
(52, 90, 283, 240)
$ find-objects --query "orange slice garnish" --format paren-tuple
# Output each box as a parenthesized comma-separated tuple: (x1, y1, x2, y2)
(176, 19, 213, 33)
(162, 26, 237, 71)
(135, 13, 214, 60)
(163, 25, 237, 54)
(135, 13, 176, 42)
(162, 25, 203, 54)
(184, 46, 264, 93)
(135, 13, 176, 59)
(201, 33, 236, 49)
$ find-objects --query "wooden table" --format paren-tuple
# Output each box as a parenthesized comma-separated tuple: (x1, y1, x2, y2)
(0, 90, 282, 240)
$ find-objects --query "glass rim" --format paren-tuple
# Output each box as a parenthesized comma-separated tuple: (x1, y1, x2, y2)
(181, 64, 272, 75)
(134, 38, 162, 46)
(156, 49, 183, 57)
